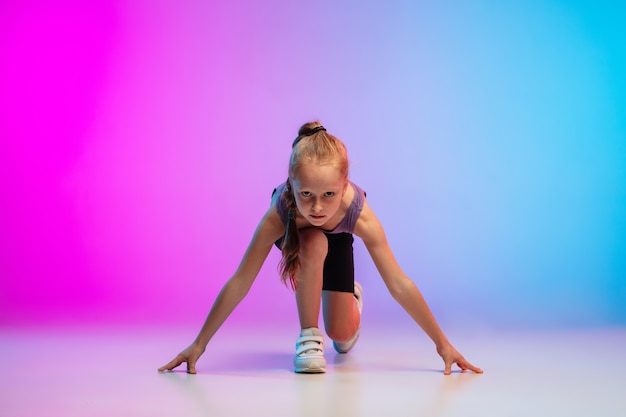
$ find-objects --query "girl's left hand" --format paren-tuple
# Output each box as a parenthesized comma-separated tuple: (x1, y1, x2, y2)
(436, 343, 483, 375)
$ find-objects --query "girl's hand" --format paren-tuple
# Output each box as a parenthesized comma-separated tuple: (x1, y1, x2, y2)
(436, 343, 483, 375)
(158, 343, 206, 374)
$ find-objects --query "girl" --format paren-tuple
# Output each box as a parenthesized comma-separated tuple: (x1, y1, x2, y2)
(159, 122, 482, 375)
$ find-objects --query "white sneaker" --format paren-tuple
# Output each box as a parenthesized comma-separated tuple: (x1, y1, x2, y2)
(333, 282, 363, 354)
(294, 327, 326, 373)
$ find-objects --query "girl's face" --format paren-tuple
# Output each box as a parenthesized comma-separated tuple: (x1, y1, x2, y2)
(291, 162, 347, 227)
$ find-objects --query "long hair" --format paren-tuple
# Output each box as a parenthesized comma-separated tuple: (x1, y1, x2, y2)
(278, 121, 350, 289)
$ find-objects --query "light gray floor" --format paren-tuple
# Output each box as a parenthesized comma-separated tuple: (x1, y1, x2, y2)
(1, 323, 624, 417)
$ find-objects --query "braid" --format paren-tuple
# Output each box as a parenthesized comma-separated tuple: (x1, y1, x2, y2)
(279, 179, 300, 289)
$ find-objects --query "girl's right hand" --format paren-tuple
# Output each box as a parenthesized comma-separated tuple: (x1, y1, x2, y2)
(158, 342, 206, 374)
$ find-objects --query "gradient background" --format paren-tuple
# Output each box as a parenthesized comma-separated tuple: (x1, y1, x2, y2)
(1, 0, 624, 331)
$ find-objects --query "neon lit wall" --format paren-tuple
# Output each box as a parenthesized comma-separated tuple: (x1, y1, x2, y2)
(1, 0, 624, 327)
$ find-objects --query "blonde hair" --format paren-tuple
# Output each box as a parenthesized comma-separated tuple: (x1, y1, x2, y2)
(279, 121, 350, 289)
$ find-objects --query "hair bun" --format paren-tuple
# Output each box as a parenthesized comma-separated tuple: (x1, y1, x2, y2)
(292, 125, 327, 148)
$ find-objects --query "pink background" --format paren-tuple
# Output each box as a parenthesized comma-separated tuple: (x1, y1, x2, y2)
(1, 0, 625, 328)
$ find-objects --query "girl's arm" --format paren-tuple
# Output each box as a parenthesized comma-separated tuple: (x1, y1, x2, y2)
(354, 201, 483, 375)
(158, 204, 285, 374)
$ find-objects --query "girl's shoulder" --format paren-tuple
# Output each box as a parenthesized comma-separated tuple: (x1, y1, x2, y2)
(347, 180, 366, 201)
(353, 197, 385, 244)
(272, 181, 289, 225)
(346, 181, 366, 212)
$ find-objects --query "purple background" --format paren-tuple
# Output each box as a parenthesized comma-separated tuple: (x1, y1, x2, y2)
(1, 0, 625, 329)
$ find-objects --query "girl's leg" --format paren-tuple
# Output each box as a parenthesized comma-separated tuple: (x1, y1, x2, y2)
(320, 233, 361, 350)
(322, 290, 361, 343)
(295, 228, 328, 329)
(293, 229, 328, 373)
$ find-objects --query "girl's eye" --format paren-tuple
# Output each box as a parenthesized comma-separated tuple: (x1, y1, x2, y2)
(300, 191, 312, 197)
(324, 192, 335, 197)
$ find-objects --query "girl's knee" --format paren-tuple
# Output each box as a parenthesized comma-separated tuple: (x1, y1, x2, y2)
(299, 229, 328, 262)
(325, 323, 355, 343)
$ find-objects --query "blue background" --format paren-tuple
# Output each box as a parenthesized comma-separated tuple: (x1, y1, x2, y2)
(1, 0, 624, 328)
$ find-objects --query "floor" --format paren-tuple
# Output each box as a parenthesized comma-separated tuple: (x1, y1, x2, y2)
(0, 323, 624, 417)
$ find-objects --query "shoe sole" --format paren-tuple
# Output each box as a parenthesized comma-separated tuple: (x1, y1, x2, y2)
(294, 366, 326, 374)
(294, 357, 326, 373)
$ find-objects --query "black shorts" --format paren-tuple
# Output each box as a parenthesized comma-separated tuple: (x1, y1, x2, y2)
(274, 232, 355, 293)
